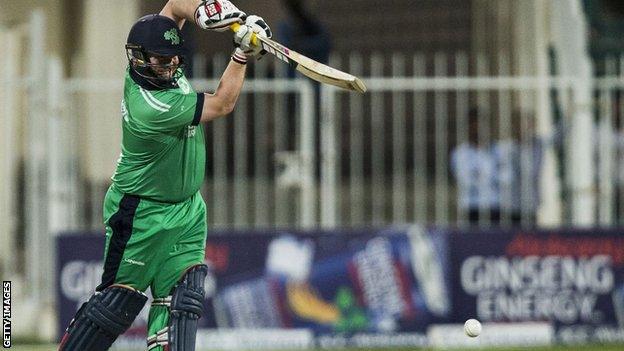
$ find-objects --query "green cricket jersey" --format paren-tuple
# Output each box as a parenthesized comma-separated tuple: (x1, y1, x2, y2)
(112, 69, 205, 203)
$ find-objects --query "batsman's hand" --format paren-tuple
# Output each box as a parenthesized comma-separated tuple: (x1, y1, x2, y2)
(195, 0, 247, 32)
(233, 15, 272, 59)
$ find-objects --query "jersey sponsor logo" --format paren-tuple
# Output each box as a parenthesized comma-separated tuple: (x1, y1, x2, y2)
(178, 76, 191, 94)
(139, 87, 171, 112)
(123, 258, 146, 266)
(164, 28, 180, 45)
(185, 125, 196, 138)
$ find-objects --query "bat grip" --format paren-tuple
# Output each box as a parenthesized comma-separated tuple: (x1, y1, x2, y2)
(230, 23, 258, 46)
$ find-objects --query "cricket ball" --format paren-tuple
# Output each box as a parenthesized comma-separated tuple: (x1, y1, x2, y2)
(464, 318, 482, 337)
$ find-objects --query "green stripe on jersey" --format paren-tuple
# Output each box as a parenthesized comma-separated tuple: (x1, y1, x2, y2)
(112, 69, 205, 203)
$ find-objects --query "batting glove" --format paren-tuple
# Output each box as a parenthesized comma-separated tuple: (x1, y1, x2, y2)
(195, 0, 247, 32)
(233, 15, 272, 61)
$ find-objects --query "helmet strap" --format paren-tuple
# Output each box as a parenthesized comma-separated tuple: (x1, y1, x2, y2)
(126, 45, 183, 90)
(129, 65, 180, 90)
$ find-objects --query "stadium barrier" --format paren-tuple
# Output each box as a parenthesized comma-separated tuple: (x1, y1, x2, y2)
(57, 226, 624, 349)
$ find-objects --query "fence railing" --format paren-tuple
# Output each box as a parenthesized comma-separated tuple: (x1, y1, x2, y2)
(319, 75, 574, 228)
(9, 53, 624, 233)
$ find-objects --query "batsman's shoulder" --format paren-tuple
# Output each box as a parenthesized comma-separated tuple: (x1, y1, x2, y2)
(127, 81, 173, 112)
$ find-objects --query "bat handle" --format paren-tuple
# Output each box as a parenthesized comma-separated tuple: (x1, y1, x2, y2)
(230, 22, 258, 46)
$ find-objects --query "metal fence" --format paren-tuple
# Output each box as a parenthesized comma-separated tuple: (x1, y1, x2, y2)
(7, 12, 624, 243)
(319, 53, 567, 228)
(58, 51, 622, 231)
(9, 52, 624, 233)
(594, 57, 624, 227)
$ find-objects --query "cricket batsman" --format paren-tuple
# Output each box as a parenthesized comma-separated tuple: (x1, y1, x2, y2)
(58, 1, 271, 350)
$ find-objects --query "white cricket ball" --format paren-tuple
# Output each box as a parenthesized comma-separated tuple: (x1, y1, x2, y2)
(464, 318, 482, 337)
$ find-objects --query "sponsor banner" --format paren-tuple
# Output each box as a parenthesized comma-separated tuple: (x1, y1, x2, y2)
(56, 234, 106, 339)
(316, 332, 428, 349)
(197, 329, 313, 350)
(204, 225, 450, 339)
(57, 226, 624, 347)
(448, 228, 624, 343)
(428, 322, 553, 348)
(56, 226, 448, 348)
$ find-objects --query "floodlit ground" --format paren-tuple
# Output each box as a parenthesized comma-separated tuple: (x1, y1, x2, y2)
(9, 345, 624, 351)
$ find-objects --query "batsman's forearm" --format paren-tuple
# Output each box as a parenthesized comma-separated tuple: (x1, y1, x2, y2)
(215, 60, 247, 114)
(161, 0, 203, 27)
(200, 60, 247, 122)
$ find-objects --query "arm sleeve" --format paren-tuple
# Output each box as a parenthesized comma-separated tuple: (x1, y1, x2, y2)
(192, 93, 204, 126)
(131, 89, 204, 131)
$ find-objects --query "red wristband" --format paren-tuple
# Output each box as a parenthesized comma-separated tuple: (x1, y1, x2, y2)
(232, 50, 248, 65)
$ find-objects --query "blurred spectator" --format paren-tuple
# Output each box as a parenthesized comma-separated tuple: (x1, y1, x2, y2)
(451, 109, 545, 226)
(451, 108, 500, 224)
(594, 94, 624, 218)
(493, 111, 544, 225)
(277, 0, 331, 75)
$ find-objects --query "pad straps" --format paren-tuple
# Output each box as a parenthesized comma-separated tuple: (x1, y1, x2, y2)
(59, 286, 147, 351)
(169, 264, 208, 351)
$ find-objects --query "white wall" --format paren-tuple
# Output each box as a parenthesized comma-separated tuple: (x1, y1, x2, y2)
(78, 0, 139, 182)
(0, 0, 63, 54)
(0, 28, 21, 281)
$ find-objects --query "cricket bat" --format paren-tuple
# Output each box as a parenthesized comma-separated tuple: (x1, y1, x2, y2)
(231, 23, 367, 93)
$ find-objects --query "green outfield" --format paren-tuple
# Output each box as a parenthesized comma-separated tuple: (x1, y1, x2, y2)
(9, 345, 624, 351)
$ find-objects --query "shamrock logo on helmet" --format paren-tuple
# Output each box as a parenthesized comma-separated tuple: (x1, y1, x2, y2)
(164, 28, 180, 45)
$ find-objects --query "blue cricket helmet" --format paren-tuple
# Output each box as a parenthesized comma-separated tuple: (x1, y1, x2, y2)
(126, 14, 188, 89)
